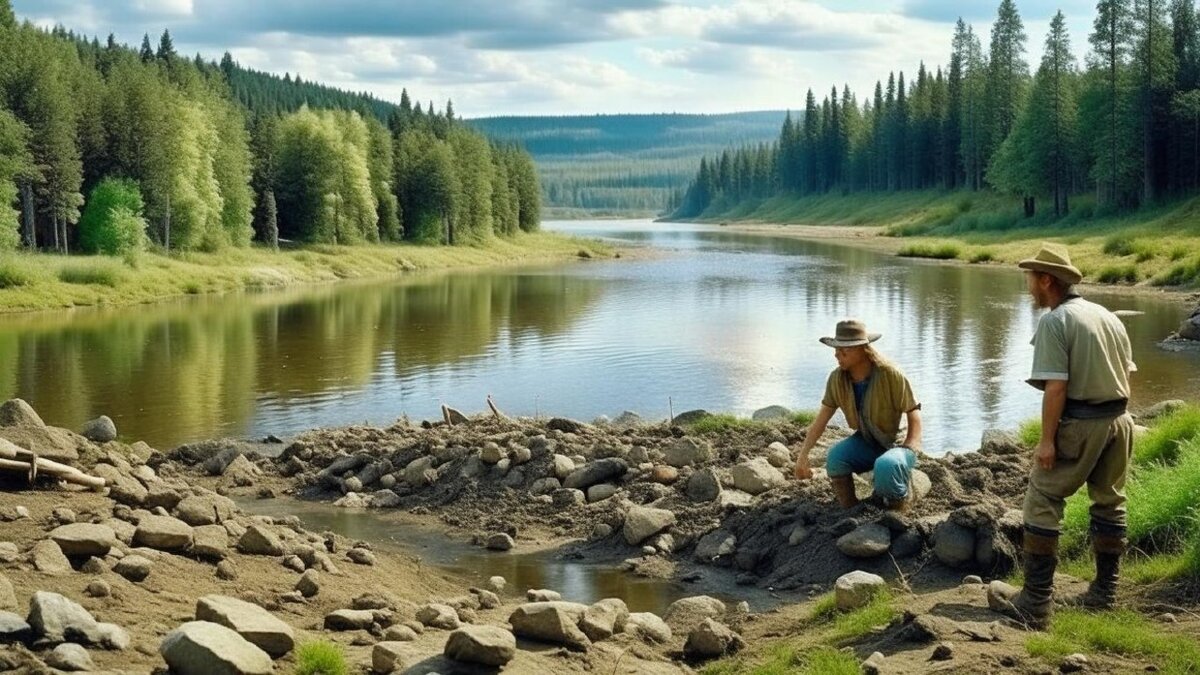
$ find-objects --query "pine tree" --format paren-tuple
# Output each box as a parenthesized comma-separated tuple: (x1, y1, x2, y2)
(1132, 0, 1177, 202)
(0, 0, 14, 30)
(157, 30, 177, 62)
(139, 34, 154, 62)
(985, 0, 1030, 175)
(1087, 0, 1136, 205)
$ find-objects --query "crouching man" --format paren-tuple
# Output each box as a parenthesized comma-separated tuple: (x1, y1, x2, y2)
(793, 319, 923, 511)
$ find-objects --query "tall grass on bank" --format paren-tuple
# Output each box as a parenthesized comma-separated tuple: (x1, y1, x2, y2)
(1027, 609, 1200, 675)
(897, 243, 961, 260)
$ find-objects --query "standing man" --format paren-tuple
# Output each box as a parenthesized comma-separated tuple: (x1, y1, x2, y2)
(989, 244, 1137, 628)
(793, 319, 923, 511)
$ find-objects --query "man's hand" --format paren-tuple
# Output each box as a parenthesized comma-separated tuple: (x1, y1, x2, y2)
(1035, 439, 1056, 470)
(793, 456, 813, 481)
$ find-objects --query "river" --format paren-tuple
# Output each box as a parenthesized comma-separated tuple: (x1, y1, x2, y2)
(1, 220, 1194, 454)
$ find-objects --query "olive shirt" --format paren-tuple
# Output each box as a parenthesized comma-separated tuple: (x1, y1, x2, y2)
(822, 361, 921, 450)
(1027, 296, 1136, 403)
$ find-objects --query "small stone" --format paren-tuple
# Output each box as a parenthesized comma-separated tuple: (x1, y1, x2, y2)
(580, 598, 629, 641)
(507, 601, 591, 651)
(551, 488, 586, 507)
(932, 521, 977, 568)
(372, 641, 408, 673)
(31, 540, 72, 575)
(586, 483, 618, 503)
(932, 642, 954, 661)
(133, 515, 193, 552)
(837, 523, 892, 558)
(296, 569, 320, 597)
(963, 575, 984, 585)
(625, 612, 672, 643)
(470, 588, 501, 609)
(46, 643, 94, 671)
(444, 625, 517, 666)
(114, 555, 152, 582)
(664, 596, 727, 631)
(237, 525, 284, 556)
(862, 651, 886, 675)
(485, 533, 515, 551)
(1060, 653, 1089, 673)
(1154, 612, 1177, 623)
(684, 618, 745, 659)
(0, 398, 44, 426)
(81, 557, 107, 575)
(416, 603, 461, 630)
(834, 571, 886, 611)
(323, 609, 379, 631)
(788, 526, 811, 546)
(52, 507, 77, 524)
(486, 576, 506, 593)
(526, 589, 561, 602)
(216, 560, 238, 581)
(650, 465, 679, 484)
(731, 457, 787, 495)
(623, 506, 676, 545)
(592, 523, 613, 538)
(384, 625, 418, 641)
(480, 442, 506, 464)
(664, 437, 712, 467)
(85, 580, 111, 598)
(81, 415, 117, 443)
(0, 542, 18, 563)
(347, 548, 377, 566)
(765, 441, 792, 468)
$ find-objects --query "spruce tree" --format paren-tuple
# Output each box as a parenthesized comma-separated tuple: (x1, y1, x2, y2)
(985, 0, 1029, 173)
(139, 34, 154, 62)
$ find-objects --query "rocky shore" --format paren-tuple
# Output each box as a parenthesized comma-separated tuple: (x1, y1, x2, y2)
(1, 399, 1196, 673)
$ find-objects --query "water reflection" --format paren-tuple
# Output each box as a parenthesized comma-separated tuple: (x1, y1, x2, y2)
(1, 220, 1194, 453)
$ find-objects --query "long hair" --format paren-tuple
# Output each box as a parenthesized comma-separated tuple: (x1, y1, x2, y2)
(863, 344, 889, 366)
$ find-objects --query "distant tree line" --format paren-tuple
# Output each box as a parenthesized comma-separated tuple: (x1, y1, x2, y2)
(674, 0, 1200, 220)
(0, 0, 539, 256)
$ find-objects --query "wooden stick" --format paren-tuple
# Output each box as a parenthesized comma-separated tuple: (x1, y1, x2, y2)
(486, 395, 507, 420)
(441, 404, 453, 426)
(0, 438, 106, 488)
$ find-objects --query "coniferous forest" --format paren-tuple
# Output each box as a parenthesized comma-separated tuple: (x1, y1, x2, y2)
(673, 0, 1200, 223)
(0, 0, 540, 257)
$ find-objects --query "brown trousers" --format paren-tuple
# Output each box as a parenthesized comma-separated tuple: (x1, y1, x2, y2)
(1022, 413, 1134, 533)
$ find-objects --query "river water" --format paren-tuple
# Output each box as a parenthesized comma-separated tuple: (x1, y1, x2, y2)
(2, 220, 1195, 454)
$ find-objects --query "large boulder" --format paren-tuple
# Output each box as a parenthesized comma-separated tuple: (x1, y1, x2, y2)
(664, 596, 726, 631)
(731, 457, 787, 495)
(507, 601, 590, 651)
(664, 438, 712, 467)
(1178, 306, 1200, 341)
(49, 523, 117, 557)
(625, 612, 672, 643)
(563, 458, 628, 490)
(134, 515, 194, 551)
(27, 591, 126, 647)
(174, 494, 236, 526)
(837, 523, 892, 558)
(834, 571, 886, 611)
(623, 506, 676, 545)
(159, 621, 273, 675)
(580, 598, 629, 641)
(416, 603, 461, 630)
(684, 618, 745, 659)
(195, 595, 294, 658)
(237, 525, 284, 556)
(80, 416, 117, 443)
(0, 611, 32, 643)
(752, 405, 792, 421)
(191, 525, 229, 560)
(444, 625, 517, 667)
(0, 399, 44, 427)
(30, 540, 71, 575)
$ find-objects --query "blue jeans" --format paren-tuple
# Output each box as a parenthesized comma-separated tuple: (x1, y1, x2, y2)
(826, 433, 917, 501)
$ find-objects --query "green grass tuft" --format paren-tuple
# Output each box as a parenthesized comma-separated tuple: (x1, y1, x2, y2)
(1095, 264, 1139, 284)
(1026, 609, 1200, 674)
(294, 640, 349, 675)
(1017, 418, 1042, 448)
(789, 410, 817, 426)
(969, 249, 997, 263)
(57, 260, 126, 287)
(0, 257, 38, 288)
(897, 242, 961, 260)
(1152, 256, 1200, 287)
(1135, 405, 1200, 465)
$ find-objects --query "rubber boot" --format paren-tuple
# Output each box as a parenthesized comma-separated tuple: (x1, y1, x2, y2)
(830, 475, 859, 509)
(1066, 533, 1124, 610)
(987, 531, 1058, 629)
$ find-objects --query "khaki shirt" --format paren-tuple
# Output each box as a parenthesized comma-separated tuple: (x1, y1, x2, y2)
(822, 361, 920, 449)
(1028, 296, 1136, 402)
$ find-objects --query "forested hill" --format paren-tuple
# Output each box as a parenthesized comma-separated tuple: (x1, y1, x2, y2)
(471, 112, 787, 217)
(674, 0, 1200, 228)
(0, 2, 539, 258)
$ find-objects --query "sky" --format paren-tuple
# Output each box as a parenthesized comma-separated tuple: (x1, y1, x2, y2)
(14, 0, 1100, 117)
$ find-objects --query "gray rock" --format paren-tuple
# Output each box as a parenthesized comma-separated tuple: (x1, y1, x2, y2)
(765, 442, 792, 468)
(348, 547, 377, 566)
(1178, 308, 1200, 341)
(403, 456, 437, 486)
(563, 457, 628, 490)
(671, 409, 710, 425)
(372, 641, 408, 673)
(890, 530, 924, 558)
(552, 454, 575, 480)
(507, 601, 590, 651)
(0, 610, 32, 643)
(684, 618, 745, 659)
(80, 558, 104, 576)
(49, 523, 117, 558)
(324, 609, 378, 631)
(196, 594, 295, 658)
(530, 477, 560, 495)
(416, 603, 461, 630)
(191, 525, 229, 560)
(932, 521, 977, 568)
(27, 591, 103, 645)
(686, 468, 723, 502)
(526, 589, 561, 602)
(837, 523, 892, 558)
(551, 488, 586, 507)
(664, 437, 712, 467)
(384, 625, 418, 641)
(623, 506, 676, 545)
(834, 571, 886, 611)
(932, 641, 954, 660)
(106, 476, 148, 507)
(1140, 399, 1187, 420)
(30, 540, 71, 575)
(1061, 653, 1089, 673)
(788, 525, 811, 546)
(981, 429, 1024, 454)
(46, 643, 94, 671)
(296, 570, 320, 598)
(695, 530, 737, 561)
(862, 651, 886, 675)
(625, 612, 672, 643)
(159, 621, 273, 675)
(664, 596, 726, 631)
(586, 483, 618, 503)
(85, 581, 110, 598)
(731, 458, 787, 495)
(613, 411, 644, 427)
(216, 560, 238, 581)
(580, 598, 628, 641)
(173, 494, 236, 526)
(444, 625, 517, 666)
(144, 484, 183, 511)
(0, 398, 44, 427)
(486, 576, 506, 593)
(221, 454, 261, 487)
(80, 416, 117, 443)
(237, 525, 284, 556)
(0, 541, 18, 563)
(752, 405, 792, 421)
(485, 533, 514, 551)
(113, 555, 152, 582)
(134, 515, 193, 551)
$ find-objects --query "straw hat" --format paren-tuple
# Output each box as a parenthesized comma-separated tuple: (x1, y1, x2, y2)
(819, 319, 881, 348)
(1018, 243, 1082, 285)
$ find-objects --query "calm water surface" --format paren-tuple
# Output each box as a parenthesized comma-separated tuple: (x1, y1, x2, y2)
(2, 220, 1195, 453)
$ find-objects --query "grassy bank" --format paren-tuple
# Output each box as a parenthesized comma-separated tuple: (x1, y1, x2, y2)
(0, 231, 611, 313)
(693, 190, 1200, 288)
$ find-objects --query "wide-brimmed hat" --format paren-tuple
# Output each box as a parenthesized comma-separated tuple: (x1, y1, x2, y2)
(819, 319, 881, 348)
(1018, 243, 1082, 285)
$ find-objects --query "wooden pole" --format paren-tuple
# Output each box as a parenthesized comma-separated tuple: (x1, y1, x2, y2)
(0, 439, 106, 489)
(486, 395, 507, 420)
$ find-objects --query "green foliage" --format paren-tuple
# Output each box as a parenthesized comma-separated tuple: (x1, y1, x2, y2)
(1026, 609, 1200, 674)
(0, 109, 32, 250)
(293, 640, 348, 675)
(1018, 418, 1042, 447)
(1135, 405, 1200, 465)
(969, 249, 997, 263)
(57, 259, 125, 286)
(0, 256, 37, 288)
(1152, 255, 1200, 286)
(685, 414, 756, 434)
(1095, 264, 1139, 283)
(897, 243, 961, 259)
(78, 179, 148, 255)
